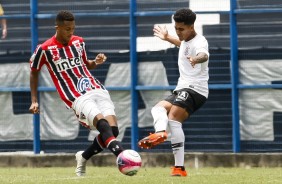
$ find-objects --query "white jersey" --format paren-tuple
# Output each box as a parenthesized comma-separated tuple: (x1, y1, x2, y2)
(175, 34, 209, 98)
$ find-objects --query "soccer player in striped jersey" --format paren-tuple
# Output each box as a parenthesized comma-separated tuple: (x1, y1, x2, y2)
(29, 10, 124, 176)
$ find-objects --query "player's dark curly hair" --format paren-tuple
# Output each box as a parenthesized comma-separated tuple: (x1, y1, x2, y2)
(56, 10, 75, 25)
(173, 8, 196, 25)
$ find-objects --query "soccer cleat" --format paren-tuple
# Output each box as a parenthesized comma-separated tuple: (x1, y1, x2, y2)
(171, 166, 188, 177)
(138, 131, 168, 149)
(75, 151, 87, 176)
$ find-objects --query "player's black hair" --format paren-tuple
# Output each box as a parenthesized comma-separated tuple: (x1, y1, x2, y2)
(56, 10, 75, 25)
(173, 8, 196, 25)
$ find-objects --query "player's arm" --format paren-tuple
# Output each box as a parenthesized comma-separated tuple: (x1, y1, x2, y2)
(86, 53, 107, 70)
(29, 70, 40, 114)
(188, 52, 209, 68)
(153, 25, 181, 47)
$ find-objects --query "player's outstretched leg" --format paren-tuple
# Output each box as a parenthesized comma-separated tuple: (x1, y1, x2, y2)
(138, 106, 169, 149)
(138, 131, 168, 149)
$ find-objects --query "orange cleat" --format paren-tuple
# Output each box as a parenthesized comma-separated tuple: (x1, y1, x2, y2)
(138, 131, 168, 149)
(171, 166, 187, 177)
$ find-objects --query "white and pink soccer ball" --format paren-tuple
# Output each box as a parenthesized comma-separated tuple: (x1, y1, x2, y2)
(116, 149, 142, 176)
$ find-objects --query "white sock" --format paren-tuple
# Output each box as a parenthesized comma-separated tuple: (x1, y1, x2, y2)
(151, 106, 168, 132)
(168, 120, 185, 167)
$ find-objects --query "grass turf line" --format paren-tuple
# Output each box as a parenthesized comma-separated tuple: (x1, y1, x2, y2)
(0, 167, 281, 184)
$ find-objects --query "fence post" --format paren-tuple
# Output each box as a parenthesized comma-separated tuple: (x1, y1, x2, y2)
(129, 0, 139, 151)
(230, 0, 240, 152)
(30, 0, 40, 154)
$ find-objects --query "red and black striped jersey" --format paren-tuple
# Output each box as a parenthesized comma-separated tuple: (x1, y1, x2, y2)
(29, 35, 105, 108)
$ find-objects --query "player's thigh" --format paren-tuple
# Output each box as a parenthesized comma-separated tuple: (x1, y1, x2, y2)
(168, 105, 189, 122)
(73, 98, 101, 129)
(154, 100, 173, 112)
(96, 90, 116, 118)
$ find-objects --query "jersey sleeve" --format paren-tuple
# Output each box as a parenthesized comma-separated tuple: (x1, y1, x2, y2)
(29, 44, 46, 71)
(195, 37, 209, 57)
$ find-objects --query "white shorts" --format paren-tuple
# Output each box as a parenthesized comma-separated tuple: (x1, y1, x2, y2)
(72, 89, 116, 130)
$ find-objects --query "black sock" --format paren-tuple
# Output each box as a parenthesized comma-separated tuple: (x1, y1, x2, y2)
(82, 136, 103, 160)
(97, 119, 115, 144)
(108, 140, 123, 157)
(96, 119, 124, 157)
(81, 126, 120, 160)
(111, 126, 119, 137)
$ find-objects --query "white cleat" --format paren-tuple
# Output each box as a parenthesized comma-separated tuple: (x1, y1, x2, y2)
(75, 151, 87, 176)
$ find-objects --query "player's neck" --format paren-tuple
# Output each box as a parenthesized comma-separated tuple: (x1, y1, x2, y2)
(185, 31, 197, 42)
(55, 33, 69, 46)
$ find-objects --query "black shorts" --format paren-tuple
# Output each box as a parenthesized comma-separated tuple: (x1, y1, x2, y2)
(164, 88, 207, 115)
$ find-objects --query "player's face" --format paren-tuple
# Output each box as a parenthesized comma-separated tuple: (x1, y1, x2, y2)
(174, 22, 195, 42)
(56, 20, 75, 45)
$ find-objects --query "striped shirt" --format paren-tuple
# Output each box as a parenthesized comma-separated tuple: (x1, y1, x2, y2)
(29, 35, 105, 108)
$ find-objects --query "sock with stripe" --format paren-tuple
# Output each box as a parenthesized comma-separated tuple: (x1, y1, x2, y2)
(96, 119, 124, 157)
(82, 126, 120, 160)
(169, 119, 185, 167)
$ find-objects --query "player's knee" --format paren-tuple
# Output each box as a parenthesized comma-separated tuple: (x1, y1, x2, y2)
(96, 119, 111, 133)
(151, 106, 164, 114)
(111, 126, 119, 137)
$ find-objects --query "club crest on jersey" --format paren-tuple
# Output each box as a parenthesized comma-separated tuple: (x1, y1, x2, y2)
(50, 49, 61, 62)
(184, 45, 190, 56)
(73, 40, 83, 55)
(176, 91, 189, 101)
(77, 77, 91, 92)
(55, 57, 82, 72)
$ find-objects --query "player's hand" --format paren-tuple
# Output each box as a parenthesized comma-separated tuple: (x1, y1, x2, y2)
(95, 53, 107, 65)
(153, 25, 168, 41)
(187, 56, 196, 68)
(29, 102, 40, 114)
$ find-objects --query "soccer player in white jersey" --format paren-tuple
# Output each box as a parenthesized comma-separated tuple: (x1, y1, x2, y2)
(29, 10, 125, 176)
(138, 8, 209, 177)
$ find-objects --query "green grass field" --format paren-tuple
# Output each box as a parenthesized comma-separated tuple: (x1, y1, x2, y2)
(0, 167, 281, 184)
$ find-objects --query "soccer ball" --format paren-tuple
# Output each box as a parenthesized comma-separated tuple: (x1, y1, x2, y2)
(116, 149, 142, 176)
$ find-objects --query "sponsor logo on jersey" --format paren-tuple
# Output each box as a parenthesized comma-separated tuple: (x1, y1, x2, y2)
(48, 45, 57, 49)
(77, 77, 91, 92)
(55, 57, 82, 72)
(72, 40, 80, 45)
